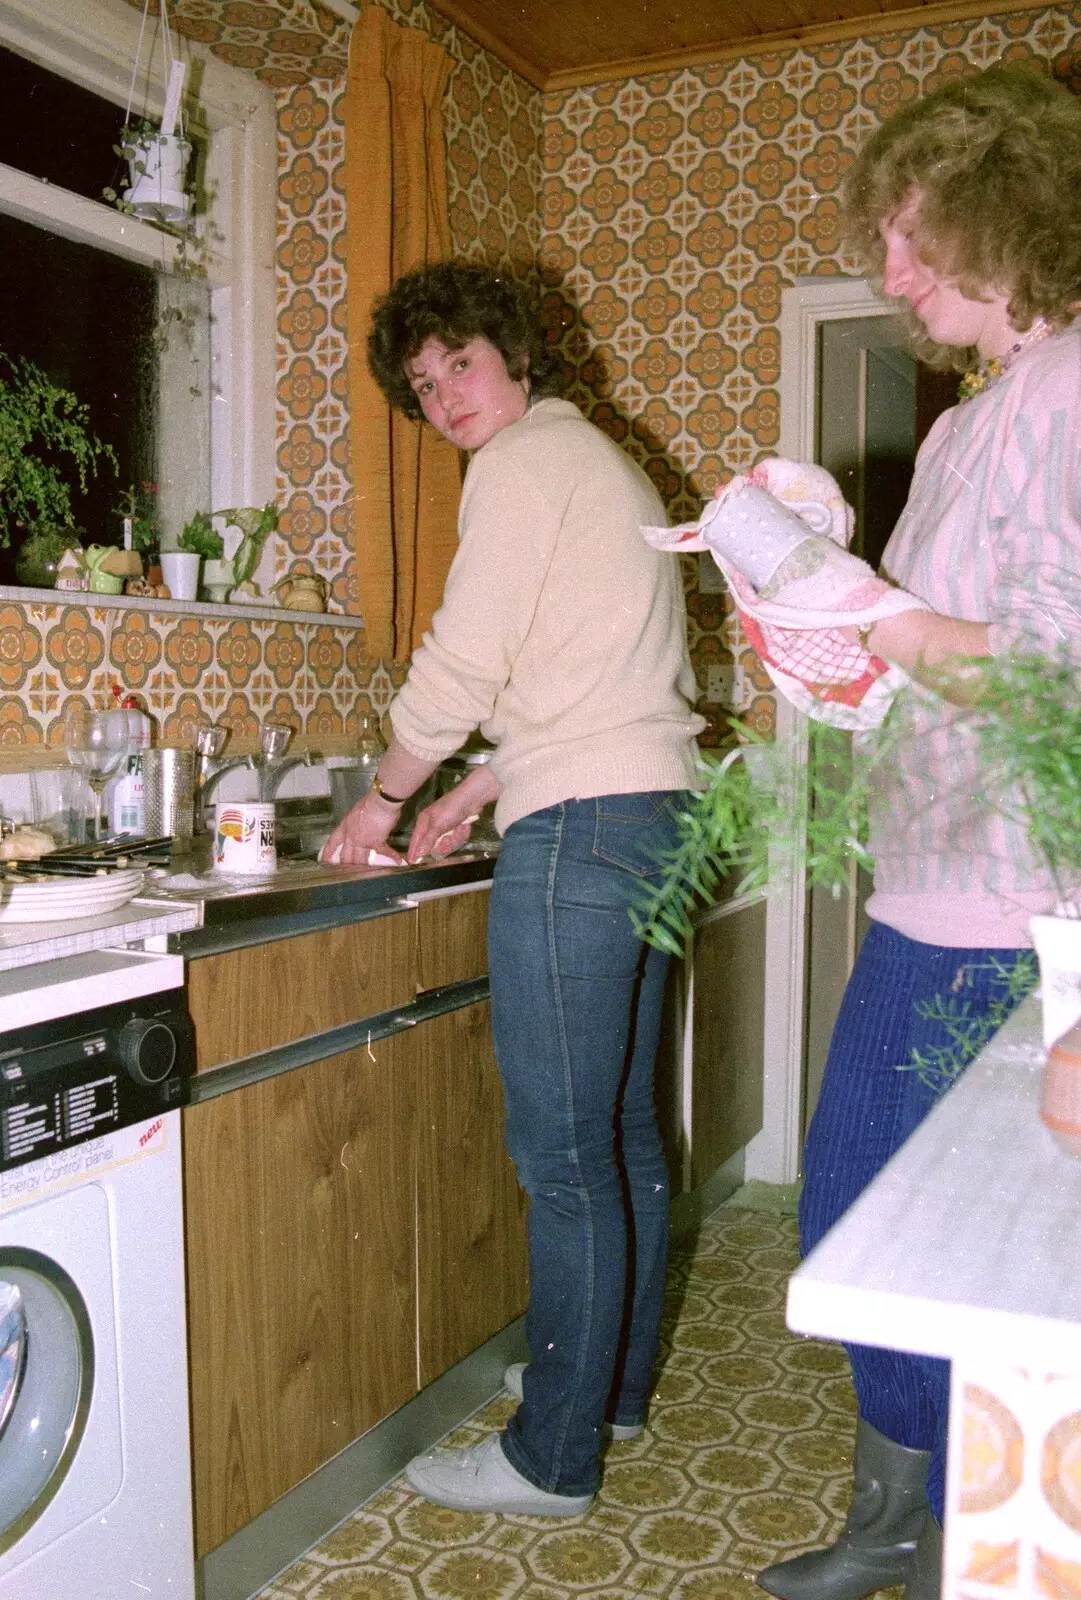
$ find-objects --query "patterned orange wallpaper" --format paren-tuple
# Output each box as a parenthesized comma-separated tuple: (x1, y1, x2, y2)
(536, 6, 1081, 744)
(2, 1, 1079, 754)
(0, 0, 541, 749)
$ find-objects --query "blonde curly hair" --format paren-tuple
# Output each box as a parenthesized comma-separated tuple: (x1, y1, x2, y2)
(843, 65, 1081, 369)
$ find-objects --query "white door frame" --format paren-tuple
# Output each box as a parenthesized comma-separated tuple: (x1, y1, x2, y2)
(744, 276, 895, 1184)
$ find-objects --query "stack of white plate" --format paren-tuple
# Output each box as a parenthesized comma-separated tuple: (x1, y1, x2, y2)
(0, 868, 147, 924)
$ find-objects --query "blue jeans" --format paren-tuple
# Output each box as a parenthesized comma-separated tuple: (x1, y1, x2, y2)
(800, 922, 1031, 1523)
(488, 792, 682, 1496)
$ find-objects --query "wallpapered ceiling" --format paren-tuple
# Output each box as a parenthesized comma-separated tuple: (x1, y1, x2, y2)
(3, 0, 1079, 750)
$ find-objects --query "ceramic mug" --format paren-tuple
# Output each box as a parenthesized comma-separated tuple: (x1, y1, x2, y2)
(213, 801, 276, 874)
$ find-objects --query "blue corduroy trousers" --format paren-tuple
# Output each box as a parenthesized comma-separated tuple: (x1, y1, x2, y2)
(799, 921, 1031, 1521)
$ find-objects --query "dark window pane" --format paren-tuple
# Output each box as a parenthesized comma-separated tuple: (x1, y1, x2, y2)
(0, 43, 130, 205)
(0, 210, 158, 581)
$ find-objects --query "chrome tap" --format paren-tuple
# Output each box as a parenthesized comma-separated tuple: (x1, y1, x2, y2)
(251, 722, 312, 803)
(193, 721, 311, 822)
(192, 723, 255, 831)
(257, 751, 314, 803)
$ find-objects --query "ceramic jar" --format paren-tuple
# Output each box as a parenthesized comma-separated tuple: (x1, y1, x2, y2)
(275, 573, 328, 612)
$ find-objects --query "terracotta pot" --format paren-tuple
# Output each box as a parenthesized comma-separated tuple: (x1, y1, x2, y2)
(1041, 1019, 1081, 1158)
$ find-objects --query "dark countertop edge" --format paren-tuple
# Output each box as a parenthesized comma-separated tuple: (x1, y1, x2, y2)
(170, 853, 495, 958)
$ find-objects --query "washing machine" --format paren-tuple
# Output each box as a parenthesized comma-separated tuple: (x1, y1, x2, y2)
(0, 947, 196, 1599)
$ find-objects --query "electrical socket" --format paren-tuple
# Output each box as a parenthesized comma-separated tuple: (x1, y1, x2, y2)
(706, 664, 745, 705)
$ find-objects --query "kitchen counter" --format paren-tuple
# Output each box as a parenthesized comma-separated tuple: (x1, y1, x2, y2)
(786, 995, 1081, 1596)
(0, 841, 496, 972)
(0, 893, 201, 972)
(149, 841, 497, 956)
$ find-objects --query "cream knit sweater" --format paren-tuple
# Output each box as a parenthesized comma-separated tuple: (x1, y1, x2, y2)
(390, 398, 702, 834)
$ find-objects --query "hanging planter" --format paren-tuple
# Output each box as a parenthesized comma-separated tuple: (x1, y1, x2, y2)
(111, 10, 192, 226)
(122, 128, 191, 225)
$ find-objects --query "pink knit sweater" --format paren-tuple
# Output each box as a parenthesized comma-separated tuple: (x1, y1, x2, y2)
(865, 319, 1081, 947)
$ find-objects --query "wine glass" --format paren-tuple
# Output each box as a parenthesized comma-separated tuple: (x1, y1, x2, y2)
(64, 705, 131, 842)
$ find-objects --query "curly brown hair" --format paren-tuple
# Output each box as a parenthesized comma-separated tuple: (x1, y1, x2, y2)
(367, 261, 565, 419)
(843, 65, 1081, 369)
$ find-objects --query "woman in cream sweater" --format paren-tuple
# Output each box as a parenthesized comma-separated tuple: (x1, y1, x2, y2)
(323, 262, 701, 1516)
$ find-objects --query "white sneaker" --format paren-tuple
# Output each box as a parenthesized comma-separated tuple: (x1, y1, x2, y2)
(504, 1362, 645, 1442)
(405, 1432, 593, 1516)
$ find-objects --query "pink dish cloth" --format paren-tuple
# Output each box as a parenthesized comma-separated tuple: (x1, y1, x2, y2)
(642, 458, 930, 729)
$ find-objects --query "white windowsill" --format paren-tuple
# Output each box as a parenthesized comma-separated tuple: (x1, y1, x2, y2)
(0, 585, 365, 628)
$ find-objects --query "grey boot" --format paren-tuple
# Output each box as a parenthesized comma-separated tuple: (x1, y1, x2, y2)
(904, 1515, 942, 1600)
(756, 1419, 931, 1600)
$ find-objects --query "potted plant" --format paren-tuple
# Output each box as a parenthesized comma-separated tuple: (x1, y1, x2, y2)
(115, 481, 161, 578)
(218, 502, 279, 599)
(0, 353, 115, 572)
(118, 122, 192, 225)
(161, 510, 223, 602)
(967, 651, 1081, 1047)
(637, 648, 1081, 1049)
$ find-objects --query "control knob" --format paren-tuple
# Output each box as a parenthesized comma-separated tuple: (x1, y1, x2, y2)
(117, 1017, 178, 1086)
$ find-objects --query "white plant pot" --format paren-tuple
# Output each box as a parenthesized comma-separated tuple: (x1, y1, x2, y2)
(123, 133, 191, 224)
(200, 559, 233, 603)
(160, 550, 201, 602)
(1030, 912, 1081, 1047)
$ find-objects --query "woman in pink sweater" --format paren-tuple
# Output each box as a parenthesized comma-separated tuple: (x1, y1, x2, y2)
(758, 65, 1081, 1600)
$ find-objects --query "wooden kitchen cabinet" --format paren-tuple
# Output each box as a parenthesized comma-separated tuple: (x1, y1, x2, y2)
(415, 886, 490, 990)
(183, 890, 527, 1557)
(416, 999, 528, 1385)
(689, 899, 766, 1186)
(183, 1030, 417, 1555)
(187, 910, 417, 1071)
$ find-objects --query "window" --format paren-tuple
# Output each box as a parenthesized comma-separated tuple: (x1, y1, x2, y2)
(0, 0, 275, 586)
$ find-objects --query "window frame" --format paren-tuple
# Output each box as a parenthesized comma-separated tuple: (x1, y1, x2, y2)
(0, 0, 276, 547)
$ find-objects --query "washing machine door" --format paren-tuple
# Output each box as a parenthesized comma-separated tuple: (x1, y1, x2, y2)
(0, 1251, 93, 1553)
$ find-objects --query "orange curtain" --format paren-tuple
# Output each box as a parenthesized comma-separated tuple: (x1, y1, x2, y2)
(345, 6, 462, 661)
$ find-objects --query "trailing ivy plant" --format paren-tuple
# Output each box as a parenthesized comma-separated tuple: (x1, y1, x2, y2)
(218, 503, 280, 587)
(0, 353, 116, 548)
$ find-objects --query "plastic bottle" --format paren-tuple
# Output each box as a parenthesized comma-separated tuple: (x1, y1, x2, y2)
(107, 690, 153, 836)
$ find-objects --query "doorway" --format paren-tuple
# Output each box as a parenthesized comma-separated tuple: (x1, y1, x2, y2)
(803, 313, 957, 1141)
(750, 279, 957, 1183)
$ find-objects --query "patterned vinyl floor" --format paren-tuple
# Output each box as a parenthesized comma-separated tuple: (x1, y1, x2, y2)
(255, 1195, 902, 1600)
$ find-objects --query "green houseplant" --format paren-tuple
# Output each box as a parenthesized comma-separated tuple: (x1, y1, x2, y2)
(967, 651, 1081, 1047)
(115, 481, 161, 571)
(219, 502, 279, 590)
(637, 649, 1081, 1056)
(178, 510, 224, 562)
(0, 352, 115, 563)
(159, 509, 224, 602)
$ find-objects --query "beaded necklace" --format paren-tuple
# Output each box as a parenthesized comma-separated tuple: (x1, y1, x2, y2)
(957, 318, 1053, 402)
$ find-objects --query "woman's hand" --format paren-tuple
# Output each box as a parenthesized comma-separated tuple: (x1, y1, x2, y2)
(406, 764, 499, 863)
(320, 736, 442, 866)
(321, 791, 406, 867)
(846, 612, 992, 704)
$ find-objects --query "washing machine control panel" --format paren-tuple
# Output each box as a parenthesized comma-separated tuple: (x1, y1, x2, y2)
(0, 988, 194, 1172)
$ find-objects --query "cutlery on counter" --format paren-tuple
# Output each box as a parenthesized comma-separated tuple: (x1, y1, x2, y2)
(1, 837, 174, 876)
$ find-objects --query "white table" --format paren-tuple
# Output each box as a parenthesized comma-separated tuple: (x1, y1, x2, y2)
(787, 996, 1081, 1599)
